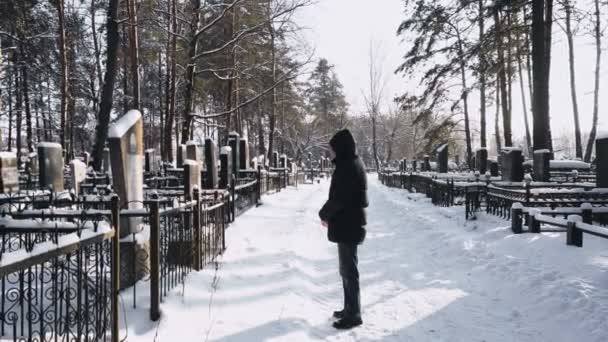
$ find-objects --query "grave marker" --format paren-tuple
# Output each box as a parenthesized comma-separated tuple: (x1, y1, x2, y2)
(38, 142, 65, 192)
(0, 152, 19, 193)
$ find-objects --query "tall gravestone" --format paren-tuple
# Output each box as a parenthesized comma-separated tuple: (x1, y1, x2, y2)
(490, 161, 499, 177)
(186, 141, 201, 163)
(38, 142, 65, 192)
(412, 160, 417, 172)
(423, 156, 431, 172)
(204, 138, 218, 189)
(102, 147, 112, 176)
(183, 160, 201, 199)
(219, 146, 232, 188)
(144, 149, 156, 173)
(437, 144, 448, 173)
(70, 159, 87, 195)
(107, 110, 148, 289)
(596, 137, 608, 188)
(0, 152, 19, 193)
(533, 150, 551, 182)
(228, 132, 240, 178)
(501, 148, 524, 182)
(27, 152, 38, 175)
(176, 144, 186, 168)
(272, 151, 279, 169)
(239, 138, 249, 170)
(476, 148, 488, 174)
(280, 155, 288, 169)
(107, 110, 144, 236)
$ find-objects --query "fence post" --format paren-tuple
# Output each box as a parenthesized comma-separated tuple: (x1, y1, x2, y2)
(566, 215, 583, 247)
(111, 195, 120, 342)
(230, 176, 236, 221)
(256, 166, 262, 205)
(529, 208, 541, 233)
(149, 199, 161, 321)
(193, 187, 202, 271)
(511, 203, 523, 234)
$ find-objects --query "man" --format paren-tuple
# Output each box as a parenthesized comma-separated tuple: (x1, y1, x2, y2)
(319, 129, 368, 330)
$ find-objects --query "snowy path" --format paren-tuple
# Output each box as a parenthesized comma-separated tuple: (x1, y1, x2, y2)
(127, 176, 608, 342)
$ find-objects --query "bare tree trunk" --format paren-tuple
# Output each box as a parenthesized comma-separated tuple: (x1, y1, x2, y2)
(267, 3, 277, 161)
(56, 0, 69, 152)
(517, 45, 532, 151)
(478, 0, 487, 148)
(20, 53, 33, 153)
(15, 72, 22, 162)
(584, 0, 601, 162)
(91, 0, 103, 93)
(531, 0, 552, 151)
(495, 8, 512, 147)
(495, 77, 502, 152)
(126, 0, 140, 109)
(562, 0, 582, 159)
(91, 0, 120, 170)
(7, 71, 13, 150)
(180, 0, 201, 144)
(163, 0, 177, 161)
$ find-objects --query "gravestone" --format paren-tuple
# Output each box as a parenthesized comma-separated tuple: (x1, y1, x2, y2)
(476, 148, 488, 174)
(596, 137, 608, 187)
(144, 149, 156, 173)
(490, 161, 499, 177)
(107, 109, 144, 237)
(0, 152, 19, 193)
(455, 155, 460, 167)
(280, 155, 288, 169)
(239, 138, 249, 170)
(423, 156, 431, 172)
(38, 142, 65, 192)
(183, 160, 201, 199)
(228, 132, 240, 177)
(219, 146, 232, 188)
(186, 141, 201, 163)
(272, 151, 279, 169)
(437, 144, 448, 173)
(501, 148, 524, 182)
(204, 138, 218, 189)
(102, 147, 112, 175)
(70, 159, 87, 195)
(83, 152, 90, 167)
(533, 150, 551, 182)
(176, 144, 186, 168)
(27, 152, 38, 175)
(412, 160, 418, 172)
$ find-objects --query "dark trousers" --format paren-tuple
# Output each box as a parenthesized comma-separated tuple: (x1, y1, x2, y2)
(338, 242, 360, 317)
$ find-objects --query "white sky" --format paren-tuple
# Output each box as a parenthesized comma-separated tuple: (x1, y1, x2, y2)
(298, 0, 608, 148)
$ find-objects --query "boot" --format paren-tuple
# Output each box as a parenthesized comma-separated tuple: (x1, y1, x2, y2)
(332, 316, 362, 330)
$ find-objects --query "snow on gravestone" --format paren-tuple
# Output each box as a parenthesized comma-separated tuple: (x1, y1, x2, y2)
(107, 110, 144, 237)
(204, 138, 218, 189)
(501, 147, 524, 182)
(219, 146, 232, 188)
(437, 144, 448, 173)
(0, 152, 19, 193)
(38, 142, 64, 192)
(228, 132, 240, 177)
(186, 141, 201, 164)
(70, 159, 87, 195)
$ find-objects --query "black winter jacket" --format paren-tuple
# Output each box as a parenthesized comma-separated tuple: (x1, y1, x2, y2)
(319, 129, 368, 244)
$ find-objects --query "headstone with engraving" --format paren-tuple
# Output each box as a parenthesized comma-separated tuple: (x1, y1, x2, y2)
(0, 152, 19, 193)
(219, 146, 232, 188)
(204, 138, 218, 189)
(38, 142, 65, 192)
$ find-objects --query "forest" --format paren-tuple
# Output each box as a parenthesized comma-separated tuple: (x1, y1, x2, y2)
(0, 0, 605, 171)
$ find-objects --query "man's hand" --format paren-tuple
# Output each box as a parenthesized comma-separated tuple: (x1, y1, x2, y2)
(321, 220, 328, 228)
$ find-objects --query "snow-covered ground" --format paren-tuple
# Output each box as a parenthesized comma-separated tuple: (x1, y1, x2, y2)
(123, 176, 608, 342)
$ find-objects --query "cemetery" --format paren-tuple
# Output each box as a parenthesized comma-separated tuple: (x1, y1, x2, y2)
(379, 137, 608, 247)
(0, 110, 330, 342)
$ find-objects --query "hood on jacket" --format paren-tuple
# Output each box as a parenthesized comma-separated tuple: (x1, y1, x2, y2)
(329, 129, 357, 161)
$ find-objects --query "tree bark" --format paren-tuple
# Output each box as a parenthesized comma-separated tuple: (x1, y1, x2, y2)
(20, 50, 33, 153)
(7, 71, 13, 150)
(584, 0, 601, 162)
(478, 0, 487, 148)
(91, 0, 120, 170)
(494, 9, 512, 147)
(531, 0, 552, 151)
(180, 0, 201, 144)
(562, 0, 582, 159)
(495, 77, 502, 153)
(267, 2, 277, 162)
(163, 0, 177, 161)
(56, 0, 69, 153)
(517, 45, 532, 151)
(126, 0, 141, 109)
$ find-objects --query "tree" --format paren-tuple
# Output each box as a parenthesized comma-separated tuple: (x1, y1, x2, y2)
(363, 41, 386, 172)
(584, 0, 602, 162)
(531, 0, 553, 151)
